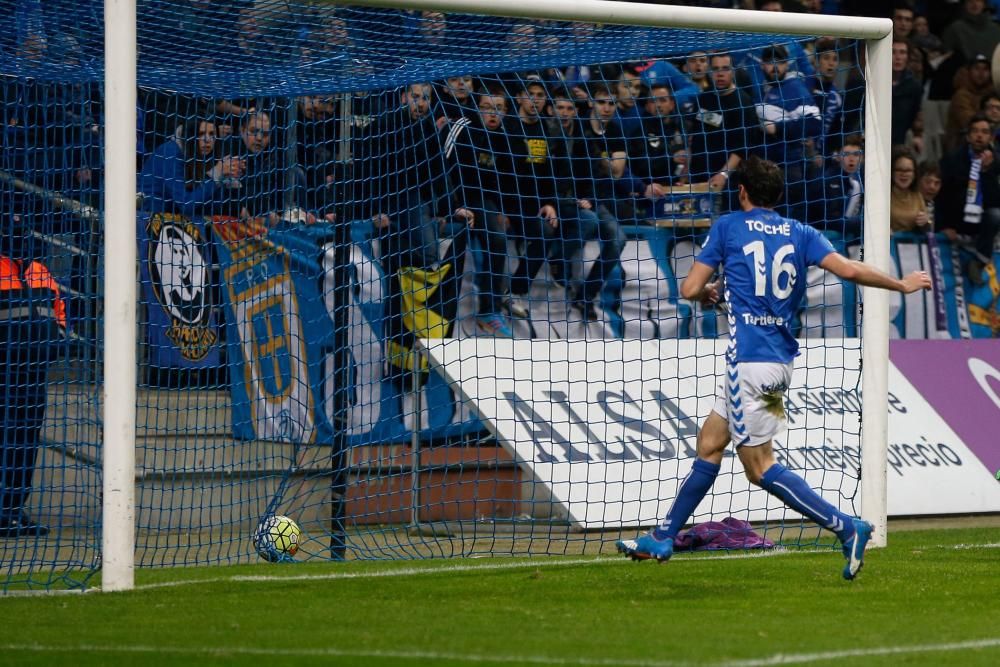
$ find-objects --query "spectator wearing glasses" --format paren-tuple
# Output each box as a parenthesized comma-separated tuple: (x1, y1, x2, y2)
(224, 110, 288, 221)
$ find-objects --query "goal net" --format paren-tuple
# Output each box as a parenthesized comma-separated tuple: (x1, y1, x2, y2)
(0, 0, 891, 592)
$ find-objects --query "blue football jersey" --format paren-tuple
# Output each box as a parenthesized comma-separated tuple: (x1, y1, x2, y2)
(696, 207, 836, 363)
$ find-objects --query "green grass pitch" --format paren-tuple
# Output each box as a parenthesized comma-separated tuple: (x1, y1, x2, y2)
(1, 526, 998, 666)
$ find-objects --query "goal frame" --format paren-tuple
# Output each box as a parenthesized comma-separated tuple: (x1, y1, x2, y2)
(102, 0, 893, 591)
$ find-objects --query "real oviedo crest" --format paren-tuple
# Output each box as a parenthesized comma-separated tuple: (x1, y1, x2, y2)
(146, 213, 218, 361)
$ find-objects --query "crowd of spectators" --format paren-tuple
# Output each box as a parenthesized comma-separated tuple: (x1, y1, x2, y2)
(6, 0, 1000, 330)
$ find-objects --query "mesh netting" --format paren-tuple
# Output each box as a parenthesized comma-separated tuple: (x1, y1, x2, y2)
(2, 1, 806, 93)
(0, 0, 887, 591)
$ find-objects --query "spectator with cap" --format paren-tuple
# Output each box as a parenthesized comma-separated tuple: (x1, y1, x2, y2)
(946, 53, 995, 151)
(682, 50, 711, 93)
(756, 43, 822, 223)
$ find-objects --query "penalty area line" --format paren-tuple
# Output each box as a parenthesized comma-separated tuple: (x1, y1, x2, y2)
(3, 637, 1000, 666)
(133, 546, 829, 592)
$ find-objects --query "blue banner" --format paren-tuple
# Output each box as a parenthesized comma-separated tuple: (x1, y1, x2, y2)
(138, 213, 221, 370)
(211, 219, 338, 445)
(212, 219, 485, 446)
(890, 234, 1000, 339)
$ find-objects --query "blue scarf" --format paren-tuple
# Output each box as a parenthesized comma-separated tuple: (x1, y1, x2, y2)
(964, 150, 983, 225)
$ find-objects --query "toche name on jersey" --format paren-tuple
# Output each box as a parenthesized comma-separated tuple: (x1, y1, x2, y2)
(743, 219, 791, 236)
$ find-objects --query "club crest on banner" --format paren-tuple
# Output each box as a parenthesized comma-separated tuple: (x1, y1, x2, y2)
(146, 213, 218, 361)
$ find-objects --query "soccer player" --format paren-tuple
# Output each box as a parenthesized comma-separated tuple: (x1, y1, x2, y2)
(616, 157, 931, 580)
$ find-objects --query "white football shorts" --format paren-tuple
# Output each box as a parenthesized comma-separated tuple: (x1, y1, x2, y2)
(712, 360, 793, 447)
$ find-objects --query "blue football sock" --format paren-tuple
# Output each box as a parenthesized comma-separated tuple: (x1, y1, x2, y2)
(759, 463, 854, 542)
(655, 458, 721, 539)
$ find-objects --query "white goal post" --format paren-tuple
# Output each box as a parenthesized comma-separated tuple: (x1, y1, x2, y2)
(101, 0, 892, 591)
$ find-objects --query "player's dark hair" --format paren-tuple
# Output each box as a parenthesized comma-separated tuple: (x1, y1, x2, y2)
(739, 155, 784, 208)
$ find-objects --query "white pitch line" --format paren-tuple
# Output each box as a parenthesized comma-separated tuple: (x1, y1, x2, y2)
(950, 542, 1000, 550)
(3, 643, 681, 666)
(718, 637, 1000, 666)
(3, 637, 999, 666)
(22, 540, 999, 596)
(133, 546, 823, 592)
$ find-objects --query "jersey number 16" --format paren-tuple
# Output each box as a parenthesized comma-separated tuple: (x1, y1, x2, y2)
(743, 241, 797, 299)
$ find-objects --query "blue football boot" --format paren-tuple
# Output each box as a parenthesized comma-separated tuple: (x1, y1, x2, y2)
(841, 518, 873, 580)
(616, 533, 674, 563)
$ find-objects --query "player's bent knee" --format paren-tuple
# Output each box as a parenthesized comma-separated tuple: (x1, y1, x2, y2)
(736, 441, 776, 486)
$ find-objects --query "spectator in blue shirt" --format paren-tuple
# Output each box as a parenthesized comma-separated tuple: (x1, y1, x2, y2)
(756, 44, 822, 223)
(139, 116, 244, 217)
(805, 37, 846, 158)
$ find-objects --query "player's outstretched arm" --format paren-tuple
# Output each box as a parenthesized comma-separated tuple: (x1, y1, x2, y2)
(819, 253, 932, 294)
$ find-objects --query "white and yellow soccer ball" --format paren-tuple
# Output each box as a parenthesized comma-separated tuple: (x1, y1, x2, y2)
(253, 515, 301, 562)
